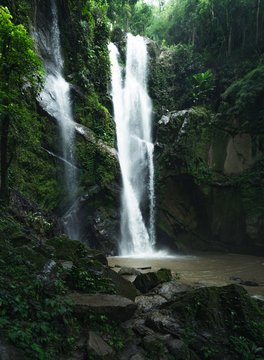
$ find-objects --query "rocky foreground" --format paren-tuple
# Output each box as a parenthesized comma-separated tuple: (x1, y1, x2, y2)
(1, 225, 264, 360)
(0, 193, 263, 360)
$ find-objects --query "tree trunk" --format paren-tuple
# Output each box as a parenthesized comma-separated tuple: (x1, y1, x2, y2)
(0, 116, 10, 201)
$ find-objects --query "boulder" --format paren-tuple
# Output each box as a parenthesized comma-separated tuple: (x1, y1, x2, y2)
(60, 260, 73, 270)
(104, 268, 138, 301)
(119, 267, 141, 276)
(69, 293, 137, 322)
(135, 294, 167, 313)
(130, 353, 146, 360)
(116, 340, 145, 360)
(133, 269, 172, 293)
(142, 334, 171, 352)
(240, 280, 259, 287)
(153, 281, 192, 300)
(145, 311, 183, 337)
(166, 339, 190, 360)
(46, 236, 107, 264)
(87, 331, 113, 357)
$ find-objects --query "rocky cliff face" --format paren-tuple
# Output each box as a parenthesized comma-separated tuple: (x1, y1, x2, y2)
(4, 1, 264, 256)
(3, 0, 121, 254)
(155, 108, 264, 255)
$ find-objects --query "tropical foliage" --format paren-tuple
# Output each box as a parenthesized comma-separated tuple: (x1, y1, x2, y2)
(0, 6, 43, 199)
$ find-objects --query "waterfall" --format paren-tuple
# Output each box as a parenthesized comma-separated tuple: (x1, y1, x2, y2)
(35, 0, 79, 240)
(108, 34, 156, 256)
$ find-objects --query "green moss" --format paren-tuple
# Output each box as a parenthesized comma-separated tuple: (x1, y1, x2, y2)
(234, 156, 264, 216)
(210, 130, 229, 171)
(77, 140, 118, 190)
(46, 236, 89, 261)
(156, 268, 173, 283)
(17, 245, 47, 271)
(169, 285, 264, 358)
(10, 145, 63, 211)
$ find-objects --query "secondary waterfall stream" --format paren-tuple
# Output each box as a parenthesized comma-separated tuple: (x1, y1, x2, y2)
(109, 34, 156, 256)
(35, 0, 79, 239)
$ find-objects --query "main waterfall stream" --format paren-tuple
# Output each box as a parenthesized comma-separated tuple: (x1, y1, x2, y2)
(109, 34, 156, 256)
(35, 0, 79, 239)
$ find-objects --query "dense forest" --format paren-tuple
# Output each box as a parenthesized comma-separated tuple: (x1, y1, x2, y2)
(1, 0, 264, 359)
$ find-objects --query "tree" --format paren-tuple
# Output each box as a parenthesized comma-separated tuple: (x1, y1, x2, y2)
(0, 6, 43, 200)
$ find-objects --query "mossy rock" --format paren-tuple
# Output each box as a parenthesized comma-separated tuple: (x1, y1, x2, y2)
(104, 268, 138, 301)
(9, 234, 32, 248)
(17, 245, 47, 271)
(156, 268, 173, 283)
(133, 269, 172, 293)
(46, 236, 87, 261)
(166, 284, 264, 358)
(45, 236, 106, 264)
(74, 257, 104, 271)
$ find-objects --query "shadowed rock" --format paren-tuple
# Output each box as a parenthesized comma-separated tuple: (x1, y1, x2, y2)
(133, 269, 172, 293)
(69, 293, 137, 322)
(87, 331, 113, 357)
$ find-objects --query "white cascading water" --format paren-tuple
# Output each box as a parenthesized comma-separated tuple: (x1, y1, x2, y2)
(36, 0, 79, 239)
(109, 34, 156, 256)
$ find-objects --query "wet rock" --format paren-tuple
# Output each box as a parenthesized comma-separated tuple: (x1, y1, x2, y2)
(167, 339, 190, 359)
(145, 37, 160, 59)
(135, 294, 167, 313)
(240, 280, 259, 286)
(117, 340, 145, 360)
(142, 334, 163, 352)
(69, 293, 137, 322)
(60, 260, 73, 270)
(153, 281, 192, 300)
(145, 311, 183, 337)
(133, 269, 172, 293)
(104, 268, 138, 301)
(87, 331, 113, 357)
(246, 215, 264, 240)
(158, 115, 170, 125)
(252, 295, 264, 309)
(36, 259, 59, 286)
(85, 250, 108, 265)
(229, 277, 243, 282)
(121, 318, 146, 334)
(119, 267, 141, 276)
(90, 208, 119, 256)
(75, 123, 117, 160)
(132, 323, 155, 337)
(130, 353, 146, 360)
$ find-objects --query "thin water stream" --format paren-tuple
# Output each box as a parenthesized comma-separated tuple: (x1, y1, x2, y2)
(108, 252, 264, 297)
(35, 0, 79, 239)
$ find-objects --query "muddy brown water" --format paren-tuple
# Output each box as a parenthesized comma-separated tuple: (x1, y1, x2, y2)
(108, 252, 264, 298)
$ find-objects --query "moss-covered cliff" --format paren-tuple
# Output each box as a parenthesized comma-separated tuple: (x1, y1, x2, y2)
(0, 0, 120, 252)
(150, 47, 264, 254)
